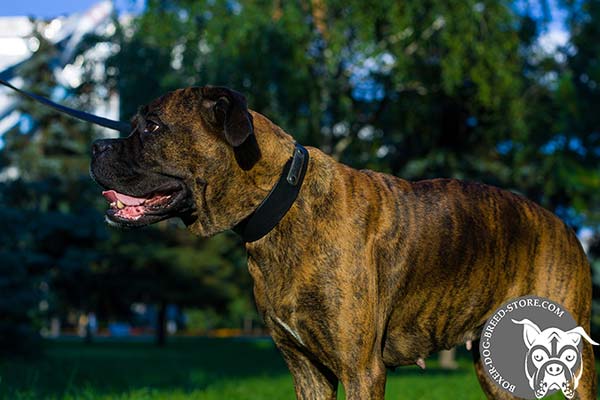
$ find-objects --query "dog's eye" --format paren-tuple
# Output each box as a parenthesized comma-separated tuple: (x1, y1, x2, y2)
(144, 121, 160, 134)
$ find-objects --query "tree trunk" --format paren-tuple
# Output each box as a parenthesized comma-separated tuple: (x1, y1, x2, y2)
(156, 300, 167, 347)
(439, 348, 458, 370)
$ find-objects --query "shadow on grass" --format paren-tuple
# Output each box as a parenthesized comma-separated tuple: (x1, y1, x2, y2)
(0, 338, 481, 399)
(0, 337, 290, 398)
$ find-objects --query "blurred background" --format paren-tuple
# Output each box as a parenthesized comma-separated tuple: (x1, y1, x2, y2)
(0, 0, 599, 398)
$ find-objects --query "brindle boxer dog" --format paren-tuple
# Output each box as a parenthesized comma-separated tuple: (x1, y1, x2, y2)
(90, 86, 596, 400)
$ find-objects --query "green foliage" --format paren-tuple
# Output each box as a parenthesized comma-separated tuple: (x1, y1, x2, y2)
(90, 228, 250, 319)
(0, 203, 43, 355)
(0, 28, 255, 353)
(0, 31, 97, 355)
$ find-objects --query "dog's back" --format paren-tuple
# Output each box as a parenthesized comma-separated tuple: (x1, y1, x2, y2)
(354, 171, 591, 366)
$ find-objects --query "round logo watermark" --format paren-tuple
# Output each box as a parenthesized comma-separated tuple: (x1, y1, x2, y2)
(480, 295, 597, 399)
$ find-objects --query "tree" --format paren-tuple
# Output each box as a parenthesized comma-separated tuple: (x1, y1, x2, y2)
(108, 0, 600, 330)
(91, 227, 249, 346)
(113, 0, 526, 174)
(0, 29, 110, 352)
(0, 182, 44, 355)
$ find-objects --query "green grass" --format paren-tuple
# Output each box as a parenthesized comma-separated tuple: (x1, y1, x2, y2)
(0, 338, 582, 399)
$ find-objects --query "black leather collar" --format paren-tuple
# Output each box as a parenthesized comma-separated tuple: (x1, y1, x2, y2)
(233, 143, 309, 243)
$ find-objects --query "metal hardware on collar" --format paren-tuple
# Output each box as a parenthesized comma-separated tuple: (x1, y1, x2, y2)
(287, 146, 305, 185)
(0, 78, 131, 134)
(232, 143, 309, 243)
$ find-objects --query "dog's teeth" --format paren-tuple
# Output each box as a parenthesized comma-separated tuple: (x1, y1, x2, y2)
(117, 200, 125, 209)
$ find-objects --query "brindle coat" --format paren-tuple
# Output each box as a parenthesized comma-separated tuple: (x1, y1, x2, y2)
(90, 87, 596, 399)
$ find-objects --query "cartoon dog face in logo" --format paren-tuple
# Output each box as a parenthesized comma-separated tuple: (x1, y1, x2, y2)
(512, 319, 598, 399)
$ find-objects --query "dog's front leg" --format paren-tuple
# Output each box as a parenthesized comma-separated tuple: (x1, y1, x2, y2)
(340, 357, 387, 400)
(278, 344, 338, 400)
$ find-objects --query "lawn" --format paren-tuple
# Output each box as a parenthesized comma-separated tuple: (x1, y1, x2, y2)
(0, 338, 575, 399)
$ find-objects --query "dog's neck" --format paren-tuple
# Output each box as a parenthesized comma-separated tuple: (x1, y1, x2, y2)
(243, 143, 342, 302)
(244, 112, 297, 192)
(187, 111, 298, 236)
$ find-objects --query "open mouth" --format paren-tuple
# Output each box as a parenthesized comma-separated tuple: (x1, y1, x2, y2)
(101, 184, 193, 227)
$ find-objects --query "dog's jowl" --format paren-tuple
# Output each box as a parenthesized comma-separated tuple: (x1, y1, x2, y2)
(90, 86, 597, 400)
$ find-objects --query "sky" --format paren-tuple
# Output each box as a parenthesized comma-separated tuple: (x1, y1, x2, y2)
(0, 0, 143, 18)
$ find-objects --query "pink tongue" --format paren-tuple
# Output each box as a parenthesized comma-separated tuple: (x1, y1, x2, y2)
(102, 190, 147, 206)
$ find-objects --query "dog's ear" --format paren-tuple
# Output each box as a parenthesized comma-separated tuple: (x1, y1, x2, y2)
(564, 326, 600, 346)
(512, 319, 541, 349)
(200, 86, 261, 170)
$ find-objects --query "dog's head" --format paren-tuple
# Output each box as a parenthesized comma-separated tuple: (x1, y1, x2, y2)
(512, 318, 598, 399)
(90, 86, 261, 234)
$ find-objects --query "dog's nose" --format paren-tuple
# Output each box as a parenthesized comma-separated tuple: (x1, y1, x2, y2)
(545, 363, 564, 376)
(92, 139, 114, 157)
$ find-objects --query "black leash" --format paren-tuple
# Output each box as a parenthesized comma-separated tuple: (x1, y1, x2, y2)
(233, 143, 309, 243)
(0, 77, 309, 241)
(0, 78, 130, 133)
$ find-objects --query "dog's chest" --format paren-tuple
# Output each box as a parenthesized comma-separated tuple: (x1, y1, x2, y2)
(247, 257, 334, 354)
(271, 315, 307, 347)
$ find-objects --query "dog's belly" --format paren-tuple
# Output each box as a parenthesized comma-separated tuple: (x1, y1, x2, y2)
(381, 293, 485, 367)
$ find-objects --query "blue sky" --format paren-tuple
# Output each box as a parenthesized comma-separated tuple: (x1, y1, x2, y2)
(0, 0, 143, 18)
